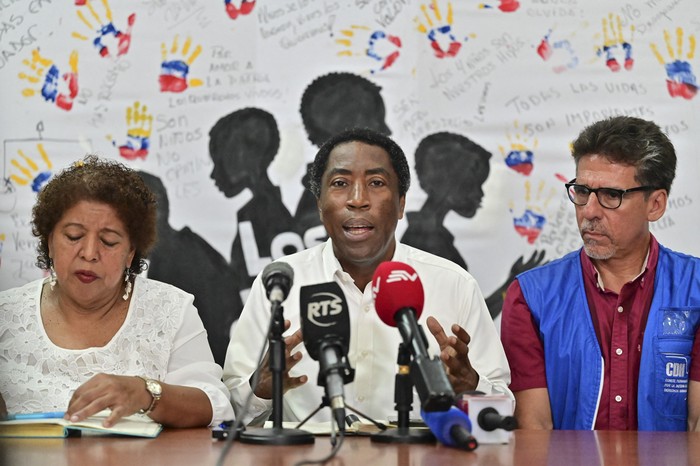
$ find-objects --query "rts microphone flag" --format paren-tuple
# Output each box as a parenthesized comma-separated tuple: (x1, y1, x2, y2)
(299, 282, 355, 430)
(372, 261, 454, 412)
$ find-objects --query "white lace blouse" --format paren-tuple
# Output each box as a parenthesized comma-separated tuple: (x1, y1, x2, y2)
(0, 276, 234, 425)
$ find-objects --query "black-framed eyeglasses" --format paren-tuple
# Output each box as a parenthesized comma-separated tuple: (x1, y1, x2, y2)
(565, 179, 659, 209)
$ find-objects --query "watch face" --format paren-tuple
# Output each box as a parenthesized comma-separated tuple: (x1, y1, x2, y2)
(147, 380, 162, 397)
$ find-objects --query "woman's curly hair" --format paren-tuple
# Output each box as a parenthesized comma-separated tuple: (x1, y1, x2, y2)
(32, 155, 157, 276)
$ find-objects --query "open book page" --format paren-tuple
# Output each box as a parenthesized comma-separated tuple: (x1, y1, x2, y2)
(0, 411, 162, 438)
(67, 412, 162, 437)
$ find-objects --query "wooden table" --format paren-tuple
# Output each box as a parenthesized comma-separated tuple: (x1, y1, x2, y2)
(2, 428, 700, 465)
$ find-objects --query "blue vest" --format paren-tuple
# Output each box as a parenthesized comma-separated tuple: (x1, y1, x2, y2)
(518, 244, 700, 430)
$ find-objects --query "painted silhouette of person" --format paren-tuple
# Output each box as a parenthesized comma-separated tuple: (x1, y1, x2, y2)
(402, 132, 489, 270)
(209, 107, 299, 299)
(401, 132, 545, 318)
(296, 72, 391, 238)
(138, 171, 242, 365)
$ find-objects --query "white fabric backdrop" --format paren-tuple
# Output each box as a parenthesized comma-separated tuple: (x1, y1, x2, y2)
(1, 0, 698, 315)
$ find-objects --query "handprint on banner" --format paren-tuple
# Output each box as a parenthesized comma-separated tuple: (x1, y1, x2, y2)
(336, 25, 402, 74)
(479, 0, 520, 13)
(650, 28, 697, 100)
(9, 144, 54, 193)
(72, 0, 136, 58)
(110, 101, 153, 161)
(0, 233, 5, 267)
(510, 179, 556, 244)
(225, 0, 255, 20)
(19, 49, 79, 111)
(159, 35, 203, 93)
(537, 29, 579, 73)
(595, 13, 634, 72)
(415, 0, 470, 58)
(499, 121, 538, 176)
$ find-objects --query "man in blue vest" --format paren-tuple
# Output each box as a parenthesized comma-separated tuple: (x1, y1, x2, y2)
(501, 116, 700, 431)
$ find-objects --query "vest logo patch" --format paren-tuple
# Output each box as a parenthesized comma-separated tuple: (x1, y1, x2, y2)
(661, 353, 689, 395)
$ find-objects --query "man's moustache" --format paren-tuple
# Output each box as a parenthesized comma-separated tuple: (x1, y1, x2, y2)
(580, 220, 605, 235)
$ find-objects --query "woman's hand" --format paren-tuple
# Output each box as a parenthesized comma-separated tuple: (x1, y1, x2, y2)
(66, 373, 152, 427)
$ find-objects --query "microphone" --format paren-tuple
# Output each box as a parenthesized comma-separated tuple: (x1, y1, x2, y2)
(299, 282, 355, 430)
(237, 260, 315, 446)
(457, 392, 517, 444)
(478, 407, 518, 432)
(262, 261, 294, 305)
(372, 261, 455, 412)
(421, 407, 478, 451)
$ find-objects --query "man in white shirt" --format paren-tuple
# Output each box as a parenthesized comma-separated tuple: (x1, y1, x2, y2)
(223, 128, 511, 425)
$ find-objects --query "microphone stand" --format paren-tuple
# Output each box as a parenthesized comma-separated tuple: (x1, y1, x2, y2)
(371, 343, 435, 444)
(297, 397, 388, 432)
(239, 301, 314, 445)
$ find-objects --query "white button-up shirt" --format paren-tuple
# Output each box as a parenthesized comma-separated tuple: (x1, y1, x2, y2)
(223, 239, 512, 425)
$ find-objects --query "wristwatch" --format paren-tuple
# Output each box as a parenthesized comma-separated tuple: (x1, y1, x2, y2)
(137, 376, 162, 415)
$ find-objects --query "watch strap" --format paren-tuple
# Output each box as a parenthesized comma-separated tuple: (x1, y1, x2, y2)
(137, 376, 161, 415)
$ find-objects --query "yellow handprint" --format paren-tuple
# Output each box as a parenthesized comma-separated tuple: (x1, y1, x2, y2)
(159, 35, 203, 93)
(499, 121, 538, 176)
(0, 233, 5, 266)
(415, 0, 467, 58)
(10, 144, 54, 193)
(72, 0, 136, 57)
(110, 101, 153, 160)
(510, 179, 556, 244)
(336, 25, 402, 74)
(595, 13, 634, 72)
(336, 25, 372, 58)
(650, 27, 697, 100)
(19, 49, 79, 111)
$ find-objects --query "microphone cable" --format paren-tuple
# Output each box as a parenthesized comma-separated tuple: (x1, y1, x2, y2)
(293, 425, 345, 466)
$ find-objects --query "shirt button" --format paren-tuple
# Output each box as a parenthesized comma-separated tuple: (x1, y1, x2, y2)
(364, 305, 370, 313)
(616, 348, 623, 356)
(617, 306, 623, 313)
(357, 396, 365, 402)
(615, 395, 622, 402)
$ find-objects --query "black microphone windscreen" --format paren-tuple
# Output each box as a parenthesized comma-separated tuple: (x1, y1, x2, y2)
(299, 282, 350, 361)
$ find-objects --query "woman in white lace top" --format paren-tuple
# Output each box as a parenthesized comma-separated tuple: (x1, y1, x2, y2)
(0, 156, 234, 427)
